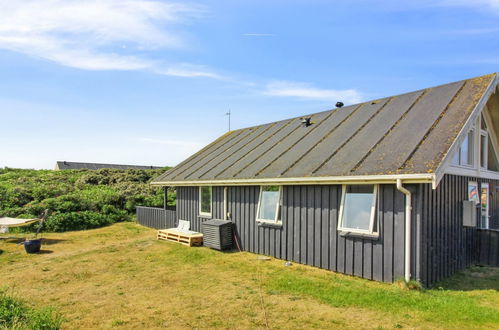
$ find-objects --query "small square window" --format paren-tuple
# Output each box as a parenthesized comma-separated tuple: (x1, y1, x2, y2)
(338, 184, 378, 235)
(256, 186, 281, 223)
(199, 186, 212, 217)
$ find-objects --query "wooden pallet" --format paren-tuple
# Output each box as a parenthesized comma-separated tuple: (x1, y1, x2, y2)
(157, 229, 203, 247)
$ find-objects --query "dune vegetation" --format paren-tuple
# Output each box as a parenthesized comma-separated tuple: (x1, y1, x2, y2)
(0, 167, 173, 232)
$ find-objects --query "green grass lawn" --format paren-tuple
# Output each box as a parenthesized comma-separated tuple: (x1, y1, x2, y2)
(1, 222, 498, 329)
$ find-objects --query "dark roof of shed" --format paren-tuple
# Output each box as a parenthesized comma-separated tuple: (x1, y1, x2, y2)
(153, 73, 497, 184)
(56, 161, 163, 170)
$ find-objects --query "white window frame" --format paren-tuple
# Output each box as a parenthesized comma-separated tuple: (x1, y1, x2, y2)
(256, 185, 282, 224)
(338, 184, 379, 235)
(452, 129, 475, 168)
(199, 186, 212, 217)
(480, 129, 488, 170)
(480, 182, 490, 229)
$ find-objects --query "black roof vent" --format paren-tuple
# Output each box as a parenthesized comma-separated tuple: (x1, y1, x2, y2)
(300, 117, 312, 127)
(336, 102, 344, 108)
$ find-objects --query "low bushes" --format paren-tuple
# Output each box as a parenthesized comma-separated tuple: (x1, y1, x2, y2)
(0, 167, 174, 232)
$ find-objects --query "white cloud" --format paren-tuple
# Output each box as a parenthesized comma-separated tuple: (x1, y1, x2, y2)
(157, 63, 221, 78)
(264, 81, 362, 104)
(0, 0, 218, 77)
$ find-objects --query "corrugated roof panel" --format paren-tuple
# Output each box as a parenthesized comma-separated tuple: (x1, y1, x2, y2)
(315, 90, 424, 176)
(179, 124, 271, 180)
(183, 123, 275, 180)
(215, 117, 302, 178)
(255, 103, 361, 178)
(352, 80, 464, 175)
(284, 97, 390, 177)
(163, 128, 255, 181)
(159, 130, 242, 180)
(233, 110, 334, 179)
(399, 74, 494, 173)
(198, 120, 291, 180)
(152, 73, 497, 184)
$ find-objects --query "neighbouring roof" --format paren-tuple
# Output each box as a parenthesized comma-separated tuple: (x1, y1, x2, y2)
(153, 73, 498, 185)
(55, 161, 163, 170)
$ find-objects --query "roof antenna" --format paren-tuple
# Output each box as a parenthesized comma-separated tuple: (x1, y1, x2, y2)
(336, 102, 344, 108)
(225, 108, 231, 131)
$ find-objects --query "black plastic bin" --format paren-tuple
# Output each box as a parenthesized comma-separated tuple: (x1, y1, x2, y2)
(24, 239, 41, 253)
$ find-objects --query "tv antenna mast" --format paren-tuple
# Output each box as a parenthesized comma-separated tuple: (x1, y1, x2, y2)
(226, 108, 231, 131)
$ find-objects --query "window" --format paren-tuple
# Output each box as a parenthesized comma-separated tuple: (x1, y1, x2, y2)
(256, 186, 281, 223)
(480, 183, 490, 229)
(338, 184, 378, 235)
(452, 129, 474, 166)
(480, 131, 487, 169)
(487, 135, 499, 171)
(199, 186, 212, 217)
(478, 115, 499, 172)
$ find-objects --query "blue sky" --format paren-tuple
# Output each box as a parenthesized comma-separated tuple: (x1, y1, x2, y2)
(1, 0, 499, 169)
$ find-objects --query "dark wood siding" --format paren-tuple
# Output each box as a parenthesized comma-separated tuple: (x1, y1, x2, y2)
(417, 174, 499, 286)
(177, 184, 415, 283)
(173, 174, 499, 285)
(176, 186, 223, 232)
(478, 229, 499, 267)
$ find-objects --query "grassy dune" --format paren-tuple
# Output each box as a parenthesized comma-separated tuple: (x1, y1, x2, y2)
(1, 222, 498, 329)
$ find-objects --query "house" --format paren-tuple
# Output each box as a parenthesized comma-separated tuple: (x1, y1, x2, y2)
(149, 73, 499, 286)
(54, 161, 163, 171)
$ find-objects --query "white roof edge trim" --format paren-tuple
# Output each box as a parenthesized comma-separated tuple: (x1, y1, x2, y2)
(151, 173, 435, 186)
(435, 73, 499, 188)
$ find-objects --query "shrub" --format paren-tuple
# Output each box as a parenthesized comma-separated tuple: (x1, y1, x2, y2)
(44, 211, 120, 232)
(0, 167, 171, 232)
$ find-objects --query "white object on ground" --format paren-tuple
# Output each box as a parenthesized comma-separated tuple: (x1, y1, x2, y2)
(170, 219, 198, 235)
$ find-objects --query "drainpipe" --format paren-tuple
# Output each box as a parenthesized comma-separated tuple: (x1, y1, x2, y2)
(223, 187, 228, 220)
(396, 179, 412, 283)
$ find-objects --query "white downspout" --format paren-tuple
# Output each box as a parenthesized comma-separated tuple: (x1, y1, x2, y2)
(396, 179, 412, 283)
(223, 187, 228, 220)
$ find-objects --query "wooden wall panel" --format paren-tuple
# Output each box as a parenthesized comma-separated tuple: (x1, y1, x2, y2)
(417, 174, 499, 286)
(175, 184, 411, 283)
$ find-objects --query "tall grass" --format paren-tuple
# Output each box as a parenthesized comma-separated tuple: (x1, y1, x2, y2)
(0, 289, 62, 329)
(267, 271, 499, 326)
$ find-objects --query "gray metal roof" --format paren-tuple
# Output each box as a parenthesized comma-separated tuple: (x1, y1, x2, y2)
(153, 73, 497, 185)
(55, 161, 163, 170)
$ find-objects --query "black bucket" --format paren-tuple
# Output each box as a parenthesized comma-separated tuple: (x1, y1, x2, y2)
(24, 239, 41, 253)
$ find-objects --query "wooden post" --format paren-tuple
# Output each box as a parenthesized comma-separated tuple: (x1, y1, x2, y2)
(164, 187, 168, 209)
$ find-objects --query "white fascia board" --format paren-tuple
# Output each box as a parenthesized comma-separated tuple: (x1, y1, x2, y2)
(435, 73, 499, 188)
(151, 173, 435, 187)
(445, 165, 499, 181)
